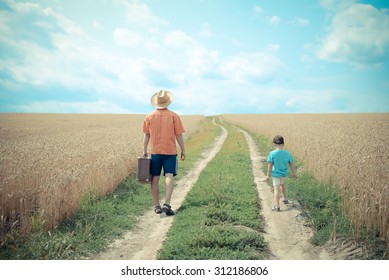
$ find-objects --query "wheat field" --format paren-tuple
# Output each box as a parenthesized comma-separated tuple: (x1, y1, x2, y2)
(0, 113, 203, 239)
(222, 114, 389, 242)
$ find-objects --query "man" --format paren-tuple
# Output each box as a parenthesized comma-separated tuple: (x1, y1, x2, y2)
(142, 90, 186, 216)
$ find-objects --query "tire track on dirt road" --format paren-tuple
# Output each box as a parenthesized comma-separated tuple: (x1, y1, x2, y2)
(95, 119, 228, 260)
(237, 127, 331, 260)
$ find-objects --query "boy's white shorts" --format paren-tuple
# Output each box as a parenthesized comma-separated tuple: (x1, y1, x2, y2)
(272, 177, 285, 186)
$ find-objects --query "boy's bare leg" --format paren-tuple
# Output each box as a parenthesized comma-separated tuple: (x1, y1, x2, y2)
(280, 184, 287, 200)
(164, 173, 174, 205)
(151, 176, 160, 206)
(274, 185, 280, 208)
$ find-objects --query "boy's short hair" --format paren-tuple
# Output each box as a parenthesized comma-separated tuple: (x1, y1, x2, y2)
(273, 135, 284, 145)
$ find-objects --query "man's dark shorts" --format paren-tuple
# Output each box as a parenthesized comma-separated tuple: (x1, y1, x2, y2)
(150, 154, 178, 177)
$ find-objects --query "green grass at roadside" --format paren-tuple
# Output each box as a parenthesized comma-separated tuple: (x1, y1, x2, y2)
(0, 117, 219, 260)
(0, 180, 151, 259)
(157, 121, 269, 260)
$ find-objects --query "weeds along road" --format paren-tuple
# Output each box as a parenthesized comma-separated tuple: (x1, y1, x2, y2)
(95, 119, 330, 260)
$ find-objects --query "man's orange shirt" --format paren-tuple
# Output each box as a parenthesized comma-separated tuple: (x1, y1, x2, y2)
(143, 108, 185, 155)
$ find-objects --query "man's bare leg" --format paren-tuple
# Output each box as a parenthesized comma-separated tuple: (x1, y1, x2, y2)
(164, 173, 174, 205)
(151, 176, 160, 206)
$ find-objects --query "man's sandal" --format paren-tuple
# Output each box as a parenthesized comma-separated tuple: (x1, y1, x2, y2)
(162, 204, 175, 216)
(154, 205, 162, 214)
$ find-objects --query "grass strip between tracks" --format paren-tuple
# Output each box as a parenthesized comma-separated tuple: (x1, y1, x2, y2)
(157, 121, 269, 260)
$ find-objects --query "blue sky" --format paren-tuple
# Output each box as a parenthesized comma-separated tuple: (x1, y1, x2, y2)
(0, 0, 388, 115)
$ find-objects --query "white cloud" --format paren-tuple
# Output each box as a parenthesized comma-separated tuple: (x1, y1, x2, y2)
(117, 0, 167, 27)
(296, 17, 310, 26)
(317, 3, 389, 66)
(164, 31, 197, 48)
(113, 28, 143, 47)
(92, 20, 101, 29)
(254, 6, 264, 14)
(1, 0, 84, 41)
(264, 88, 351, 113)
(233, 38, 243, 47)
(161, 30, 223, 79)
(13, 100, 132, 114)
(267, 15, 281, 25)
(219, 52, 284, 83)
(4, 0, 40, 14)
(286, 97, 297, 108)
(287, 17, 310, 26)
(320, 0, 356, 12)
(199, 23, 213, 38)
(267, 43, 280, 52)
(186, 48, 220, 77)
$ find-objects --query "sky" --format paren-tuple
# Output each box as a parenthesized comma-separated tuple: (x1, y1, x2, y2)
(0, 0, 388, 116)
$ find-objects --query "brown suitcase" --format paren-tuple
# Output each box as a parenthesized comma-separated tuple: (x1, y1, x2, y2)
(137, 157, 152, 183)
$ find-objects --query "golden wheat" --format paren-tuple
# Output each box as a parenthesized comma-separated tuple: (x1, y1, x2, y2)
(0, 113, 202, 238)
(222, 113, 389, 242)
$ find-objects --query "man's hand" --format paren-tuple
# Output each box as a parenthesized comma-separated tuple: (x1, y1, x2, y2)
(180, 151, 186, 161)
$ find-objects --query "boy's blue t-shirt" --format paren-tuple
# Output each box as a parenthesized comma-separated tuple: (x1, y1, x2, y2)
(267, 149, 293, 178)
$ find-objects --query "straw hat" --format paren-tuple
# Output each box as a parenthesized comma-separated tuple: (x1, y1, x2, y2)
(151, 90, 173, 109)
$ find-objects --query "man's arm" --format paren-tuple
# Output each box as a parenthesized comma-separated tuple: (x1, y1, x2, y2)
(176, 134, 186, 160)
(143, 133, 150, 157)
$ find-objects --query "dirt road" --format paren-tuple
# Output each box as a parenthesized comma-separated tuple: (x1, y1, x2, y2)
(95, 122, 330, 260)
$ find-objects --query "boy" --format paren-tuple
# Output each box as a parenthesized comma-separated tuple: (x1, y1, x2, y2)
(265, 135, 297, 212)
